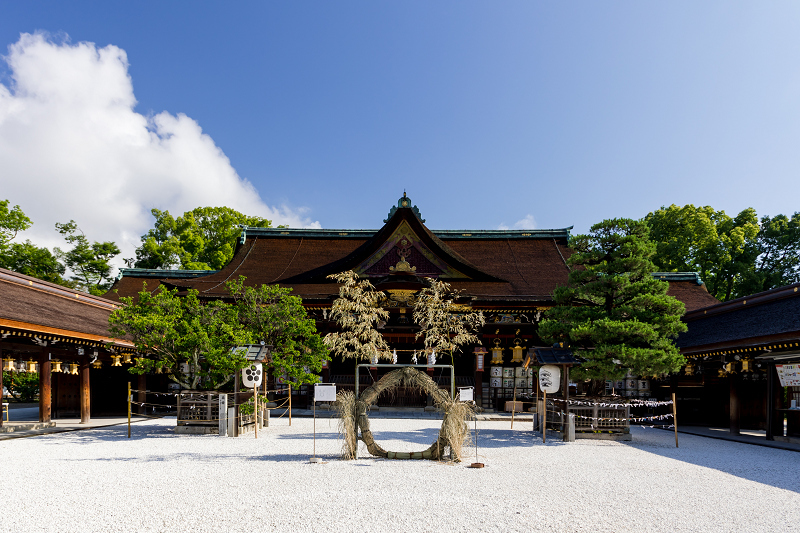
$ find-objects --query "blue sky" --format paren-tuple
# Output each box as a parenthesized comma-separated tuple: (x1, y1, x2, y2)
(1, 2, 799, 262)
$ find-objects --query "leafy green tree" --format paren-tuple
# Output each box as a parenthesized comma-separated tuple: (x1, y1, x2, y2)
(646, 204, 800, 300)
(0, 200, 65, 284)
(0, 199, 32, 249)
(228, 277, 327, 386)
(2, 241, 66, 284)
(323, 271, 391, 362)
(54, 221, 120, 295)
(413, 277, 485, 364)
(108, 286, 250, 390)
(538, 219, 687, 387)
(737, 213, 800, 295)
(645, 204, 759, 301)
(130, 206, 272, 270)
(2, 370, 40, 402)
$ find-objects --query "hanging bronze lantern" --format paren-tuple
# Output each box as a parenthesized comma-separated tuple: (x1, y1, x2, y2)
(684, 362, 695, 376)
(123, 353, 132, 364)
(92, 359, 103, 370)
(3, 359, 15, 372)
(741, 359, 752, 372)
(26, 360, 37, 373)
(490, 347, 503, 365)
(111, 355, 122, 367)
(511, 340, 524, 363)
(69, 362, 79, 375)
(51, 360, 63, 373)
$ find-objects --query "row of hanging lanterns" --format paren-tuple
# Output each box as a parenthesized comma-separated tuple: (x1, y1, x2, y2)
(489, 339, 526, 365)
(2, 351, 134, 372)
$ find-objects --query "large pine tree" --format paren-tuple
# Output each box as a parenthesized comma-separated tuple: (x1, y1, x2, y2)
(538, 219, 687, 384)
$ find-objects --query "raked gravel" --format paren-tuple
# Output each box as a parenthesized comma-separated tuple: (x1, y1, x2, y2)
(2, 416, 799, 533)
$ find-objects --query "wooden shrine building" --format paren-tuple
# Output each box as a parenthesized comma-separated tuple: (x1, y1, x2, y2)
(109, 194, 718, 410)
(674, 282, 800, 442)
(0, 268, 134, 425)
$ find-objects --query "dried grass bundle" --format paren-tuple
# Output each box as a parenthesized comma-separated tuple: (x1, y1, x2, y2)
(335, 390, 357, 459)
(338, 367, 474, 462)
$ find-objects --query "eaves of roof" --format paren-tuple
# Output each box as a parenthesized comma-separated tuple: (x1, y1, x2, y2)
(684, 282, 800, 321)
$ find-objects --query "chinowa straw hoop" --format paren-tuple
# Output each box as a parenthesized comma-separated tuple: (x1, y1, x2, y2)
(337, 367, 473, 461)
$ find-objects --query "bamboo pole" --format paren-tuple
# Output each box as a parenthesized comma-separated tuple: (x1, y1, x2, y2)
(511, 383, 517, 429)
(672, 391, 679, 448)
(542, 390, 547, 444)
(127, 381, 131, 439)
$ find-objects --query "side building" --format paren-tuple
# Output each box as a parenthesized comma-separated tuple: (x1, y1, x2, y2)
(0, 268, 135, 425)
(675, 282, 800, 443)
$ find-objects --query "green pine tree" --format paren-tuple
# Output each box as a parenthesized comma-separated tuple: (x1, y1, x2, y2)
(538, 219, 687, 387)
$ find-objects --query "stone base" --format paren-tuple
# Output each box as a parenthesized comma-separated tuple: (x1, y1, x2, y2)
(175, 425, 219, 435)
(575, 431, 632, 441)
(0, 421, 57, 433)
(773, 435, 800, 445)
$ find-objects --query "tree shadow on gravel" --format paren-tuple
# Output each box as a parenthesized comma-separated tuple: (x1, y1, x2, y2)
(62, 452, 344, 463)
(622, 427, 800, 494)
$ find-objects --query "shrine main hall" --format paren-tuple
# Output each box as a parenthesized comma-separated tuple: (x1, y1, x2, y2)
(108, 194, 716, 409)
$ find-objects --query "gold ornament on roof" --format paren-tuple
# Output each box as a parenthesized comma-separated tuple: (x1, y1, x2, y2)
(389, 255, 416, 273)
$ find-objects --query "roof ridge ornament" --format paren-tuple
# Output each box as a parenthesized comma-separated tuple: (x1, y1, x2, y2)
(389, 255, 417, 274)
(384, 192, 425, 223)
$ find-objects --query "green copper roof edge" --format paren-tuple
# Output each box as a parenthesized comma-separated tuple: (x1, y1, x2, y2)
(651, 272, 704, 285)
(117, 268, 219, 280)
(239, 227, 573, 239)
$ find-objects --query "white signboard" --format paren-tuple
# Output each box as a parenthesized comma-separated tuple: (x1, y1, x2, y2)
(458, 387, 474, 402)
(242, 362, 263, 388)
(776, 364, 800, 387)
(314, 383, 337, 402)
(539, 365, 561, 394)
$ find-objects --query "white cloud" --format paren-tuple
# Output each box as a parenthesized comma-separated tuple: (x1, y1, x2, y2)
(497, 214, 537, 230)
(0, 32, 320, 271)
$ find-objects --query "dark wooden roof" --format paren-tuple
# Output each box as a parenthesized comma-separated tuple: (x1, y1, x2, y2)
(0, 268, 130, 346)
(107, 199, 718, 312)
(529, 347, 582, 365)
(677, 283, 800, 351)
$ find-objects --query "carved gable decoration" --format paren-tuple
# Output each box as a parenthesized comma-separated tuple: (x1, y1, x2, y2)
(355, 221, 469, 279)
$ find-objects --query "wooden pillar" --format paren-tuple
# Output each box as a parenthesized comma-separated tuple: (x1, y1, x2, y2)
(729, 374, 740, 435)
(0, 345, 4, 428)
(79, 356, 90, 424)
(562, 365, 570, 430)
(766, 363, 783, 440)
(137, 374, 147, 415)
(38, 348, 51, 423)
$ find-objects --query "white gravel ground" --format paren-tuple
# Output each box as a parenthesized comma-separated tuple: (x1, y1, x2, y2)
(3, 416, 799, 533)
